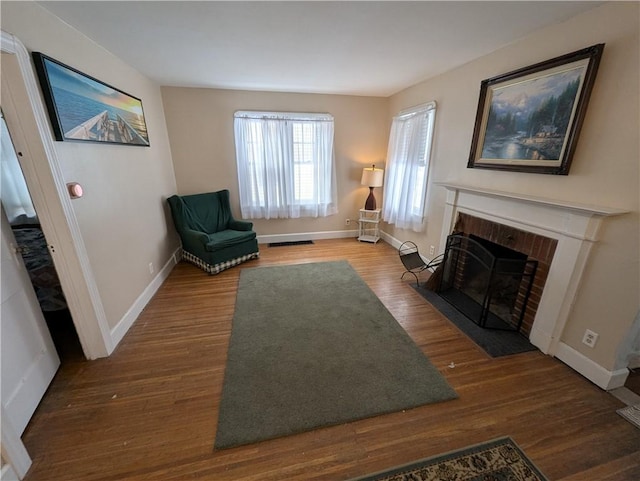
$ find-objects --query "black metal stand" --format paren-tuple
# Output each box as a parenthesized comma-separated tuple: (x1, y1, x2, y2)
(398, 241, 443, 287)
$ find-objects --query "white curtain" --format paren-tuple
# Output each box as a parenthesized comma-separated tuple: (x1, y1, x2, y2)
(382, 102, 436, 232)
(1, 116, 36, 223)
(234, 112, 337, 219)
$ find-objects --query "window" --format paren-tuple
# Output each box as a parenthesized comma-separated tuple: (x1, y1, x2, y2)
(234, 111, 337, 219)
(292, 122, 315, 203)
(382, 102, 436, 232)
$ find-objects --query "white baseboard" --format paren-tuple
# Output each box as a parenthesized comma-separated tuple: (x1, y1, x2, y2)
(110, 247, 181, 349)
(1, 464, 20, 481)
(257, 230, 358, 244)
(379, 230, 401, 249)
(380, 230, 434, 265)
(555, 341, 629, 390)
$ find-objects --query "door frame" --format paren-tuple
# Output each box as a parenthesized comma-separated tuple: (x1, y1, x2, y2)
(1, 31, 112, 359)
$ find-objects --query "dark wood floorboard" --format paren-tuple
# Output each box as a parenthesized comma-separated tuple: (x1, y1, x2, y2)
(21, 239, 639, 480)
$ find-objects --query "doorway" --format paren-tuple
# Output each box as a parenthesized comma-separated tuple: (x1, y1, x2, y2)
(1, 111, 83, 362)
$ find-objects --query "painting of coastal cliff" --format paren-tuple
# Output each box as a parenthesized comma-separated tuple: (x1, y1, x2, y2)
(33, 53, 149, 146)
(480, 66, 584, 162)
(468, 44, 604, 175)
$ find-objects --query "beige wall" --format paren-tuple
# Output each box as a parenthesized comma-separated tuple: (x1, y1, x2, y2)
(161, 87, 389, 236)
(1, 2, 179, 330)
(387, 2, 639, 371)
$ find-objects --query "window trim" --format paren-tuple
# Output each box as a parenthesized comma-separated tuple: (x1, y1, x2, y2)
(234, 111, 333, 122)
(397, 101, 436, 119)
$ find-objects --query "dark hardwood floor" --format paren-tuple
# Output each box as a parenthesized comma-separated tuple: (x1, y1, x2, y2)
(22, 239, 640, 480)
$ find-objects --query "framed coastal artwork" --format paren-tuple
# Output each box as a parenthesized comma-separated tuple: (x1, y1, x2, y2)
(467, 44, 603, 175)
(32, 52, 150, 146)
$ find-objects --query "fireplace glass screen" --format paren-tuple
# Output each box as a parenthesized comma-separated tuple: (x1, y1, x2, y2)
(438, 233, 538, 331)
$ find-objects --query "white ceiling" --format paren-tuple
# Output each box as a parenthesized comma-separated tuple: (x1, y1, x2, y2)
(38, 1, 602, 97)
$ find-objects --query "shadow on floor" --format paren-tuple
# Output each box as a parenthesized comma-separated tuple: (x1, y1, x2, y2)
(44, 309, 85, 362)
(626, 369, 640, 397)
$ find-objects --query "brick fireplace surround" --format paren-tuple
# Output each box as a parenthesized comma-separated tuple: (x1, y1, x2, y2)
(436, 182, 628, 389)
(453, 213, 557, 336)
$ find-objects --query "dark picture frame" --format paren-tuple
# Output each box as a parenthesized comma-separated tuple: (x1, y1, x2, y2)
(468, 44, 603, 175)
(32, 52, 150, 146)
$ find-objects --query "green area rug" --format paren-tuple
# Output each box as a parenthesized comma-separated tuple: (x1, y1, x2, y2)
(214, 261, 457, 449)
(351, 437, 548, 481)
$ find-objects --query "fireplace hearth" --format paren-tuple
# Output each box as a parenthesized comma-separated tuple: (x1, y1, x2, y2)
(438, 233, 538, 332)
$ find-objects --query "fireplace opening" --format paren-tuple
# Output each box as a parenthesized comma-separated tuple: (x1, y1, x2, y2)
(438, 233, 538, 332)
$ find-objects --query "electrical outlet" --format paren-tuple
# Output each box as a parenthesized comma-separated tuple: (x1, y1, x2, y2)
(345, 218, 350, 226)
(582, 329, 599, 348)
(429, 245, 435, 256)
(148, 262, 154, 275)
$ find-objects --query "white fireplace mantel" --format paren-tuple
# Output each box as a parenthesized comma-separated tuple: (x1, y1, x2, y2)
(437, 182, 627, 215)
(436, 182, 629, 389)
(437, 182, 627, 243)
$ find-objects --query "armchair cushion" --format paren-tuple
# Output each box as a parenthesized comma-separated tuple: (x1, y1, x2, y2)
(168, 190, 259, 274)
(205, 229, 256, 252)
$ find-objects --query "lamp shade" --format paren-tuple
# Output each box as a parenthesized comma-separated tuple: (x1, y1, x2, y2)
(361, 166, 384, 187)
(361, 165, 384, 210)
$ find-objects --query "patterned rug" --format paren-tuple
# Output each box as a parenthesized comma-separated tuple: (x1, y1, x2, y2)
(617, 404, 640, 429)
(351, 437, 548, 481)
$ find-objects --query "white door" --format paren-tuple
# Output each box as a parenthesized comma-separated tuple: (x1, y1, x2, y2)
(1, 204, 60, 435)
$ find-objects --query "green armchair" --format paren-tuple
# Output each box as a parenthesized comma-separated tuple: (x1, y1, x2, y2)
(167, 190, 259, 274)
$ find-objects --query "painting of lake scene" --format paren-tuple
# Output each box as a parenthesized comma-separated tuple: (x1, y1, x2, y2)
(32, 53, 149, 146)
(481, 66, 584, 162)
(468, 44, 604, 175)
